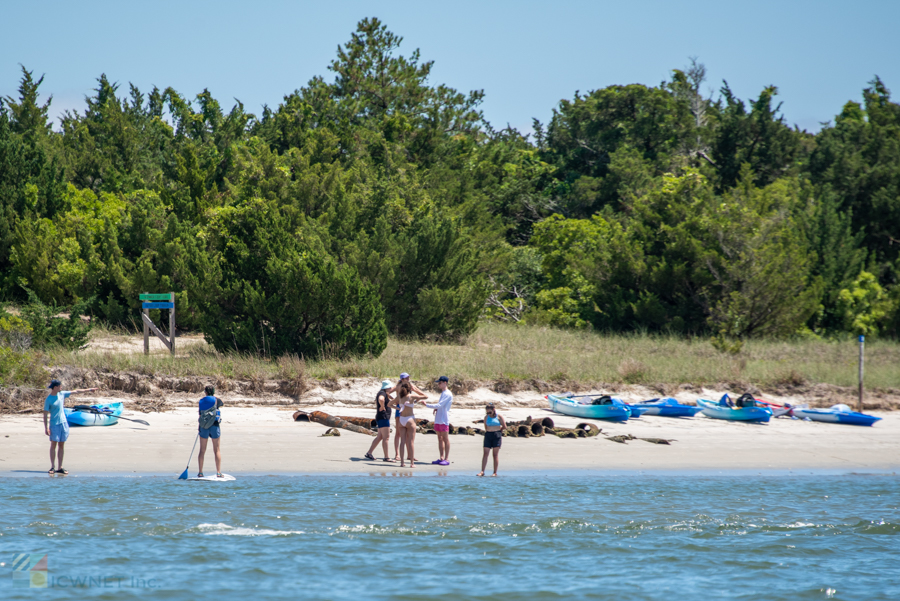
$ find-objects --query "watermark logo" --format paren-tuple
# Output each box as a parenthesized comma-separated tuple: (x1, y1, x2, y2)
(12, 553, 48, 588)
(9, 553, 159, 589)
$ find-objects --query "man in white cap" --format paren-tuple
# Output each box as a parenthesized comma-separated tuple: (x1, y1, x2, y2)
(425, 376, 453, 466)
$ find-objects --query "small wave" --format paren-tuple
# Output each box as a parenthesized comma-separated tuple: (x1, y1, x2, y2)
(196, 523, 304, 536)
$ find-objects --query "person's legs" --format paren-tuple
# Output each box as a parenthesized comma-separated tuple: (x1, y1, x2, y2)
(398, 428, 407, 466)
(211, 436, 222, 475)
(380, 427, 390, 458)
(198, 436, 208, 476)
(367, 430, 383, 456)
(406, 424, 416, 468)
(440, 431, 450, 461)
(477, 447, 490, 476)
(56, 442, 65, 471)
(49, 441, 57, 472)
(393, 417, 401, 460)
(491, 447, 500, 476)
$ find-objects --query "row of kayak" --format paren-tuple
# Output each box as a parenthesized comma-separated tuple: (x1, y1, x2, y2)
(546, 394, 882, 426)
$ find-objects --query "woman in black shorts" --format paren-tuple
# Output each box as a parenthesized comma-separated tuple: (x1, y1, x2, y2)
(477, 403, 506, 477)
(365, 380, 394, 461)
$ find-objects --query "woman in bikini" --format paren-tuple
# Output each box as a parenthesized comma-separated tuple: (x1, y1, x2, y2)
(477, 403, 506, 477)
(390, 373, 423, 461)
(391, 382, 427, 468)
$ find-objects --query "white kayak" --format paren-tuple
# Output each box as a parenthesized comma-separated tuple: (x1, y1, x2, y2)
(185, 474, 236, 482)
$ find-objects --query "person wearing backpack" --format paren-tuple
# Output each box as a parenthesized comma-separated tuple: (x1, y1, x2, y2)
(198, 385, 224, 478)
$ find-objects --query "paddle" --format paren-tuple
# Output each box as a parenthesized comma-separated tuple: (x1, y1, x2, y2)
(73, 406, 150, 426)
(178, 432, 200, 480)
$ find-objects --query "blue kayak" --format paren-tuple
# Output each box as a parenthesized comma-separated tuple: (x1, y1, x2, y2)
(65, 402, 124, 427)
(546, 395, 630, 422)
(792, 404, 882, 427)
(697, 396, 772, 423)
(632, 398, 703, 418)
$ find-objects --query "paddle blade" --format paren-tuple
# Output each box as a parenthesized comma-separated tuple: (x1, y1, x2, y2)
(133, 419, 150, 426)
(178, 468, 188, 480)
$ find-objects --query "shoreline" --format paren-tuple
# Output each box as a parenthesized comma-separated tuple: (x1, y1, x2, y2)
(2, 468, 898, 478)
(2, 403, 897, 476)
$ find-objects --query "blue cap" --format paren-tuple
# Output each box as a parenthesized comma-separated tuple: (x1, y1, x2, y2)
(48, 379, 61, 389)
(399, 373, 410, 380)
(435, 376, 449, 383)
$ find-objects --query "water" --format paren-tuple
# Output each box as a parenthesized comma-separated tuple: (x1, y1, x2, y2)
(1, 472, 898, 600)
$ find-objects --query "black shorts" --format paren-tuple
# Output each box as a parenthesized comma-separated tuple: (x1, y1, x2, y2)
(484, 431, 502, 448)
(376, 419, 391, 429)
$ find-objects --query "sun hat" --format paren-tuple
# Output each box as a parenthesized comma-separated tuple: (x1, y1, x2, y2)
(435, 376, 449, 383)
(381, 380, 392, 390)
(48, 379, 61, 389)
(399, 372, 410, 380)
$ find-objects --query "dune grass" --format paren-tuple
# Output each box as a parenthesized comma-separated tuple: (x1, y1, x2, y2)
(43, 322, 900, 391)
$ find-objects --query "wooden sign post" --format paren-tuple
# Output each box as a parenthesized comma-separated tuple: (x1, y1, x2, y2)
(140, 292, 175, 355)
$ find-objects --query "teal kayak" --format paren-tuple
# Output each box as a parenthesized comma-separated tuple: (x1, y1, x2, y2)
(546, 394, 631, 422)
(65, 402, 124, 426)
(697, 397, 772, 422)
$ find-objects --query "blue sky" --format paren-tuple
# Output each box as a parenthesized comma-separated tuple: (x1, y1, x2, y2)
(2, 0, 899, 134)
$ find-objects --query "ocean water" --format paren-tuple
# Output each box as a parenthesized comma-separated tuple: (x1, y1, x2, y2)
(1, 472, 898, 600)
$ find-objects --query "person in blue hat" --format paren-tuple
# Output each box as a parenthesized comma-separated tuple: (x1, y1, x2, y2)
(43, 380, 99, 475)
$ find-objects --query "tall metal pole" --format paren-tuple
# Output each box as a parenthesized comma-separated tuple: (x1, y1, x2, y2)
(857, 334, 865, 413)
(143, 292, 150, 355)
(169, 291, 176, 356)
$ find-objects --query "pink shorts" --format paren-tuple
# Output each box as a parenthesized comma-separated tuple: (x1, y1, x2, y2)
(434, 423, 450, 433)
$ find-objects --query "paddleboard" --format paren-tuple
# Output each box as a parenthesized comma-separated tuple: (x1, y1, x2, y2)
(185, 474, 236, 482)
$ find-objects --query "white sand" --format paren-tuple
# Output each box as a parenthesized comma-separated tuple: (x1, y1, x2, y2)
(1, 400, 896, 475)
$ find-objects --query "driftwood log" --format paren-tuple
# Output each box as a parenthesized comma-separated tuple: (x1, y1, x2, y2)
(292, 410, 375, 436)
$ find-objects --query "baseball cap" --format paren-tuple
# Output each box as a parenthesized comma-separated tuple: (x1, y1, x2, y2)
(48, 379, 61, 389)
(381, 379, 392, 390)
(399, 372, 410, 380)
(435, 376, 449, 383)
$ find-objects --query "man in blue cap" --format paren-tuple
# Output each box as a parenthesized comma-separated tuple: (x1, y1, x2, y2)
(43, 379, 99, 475)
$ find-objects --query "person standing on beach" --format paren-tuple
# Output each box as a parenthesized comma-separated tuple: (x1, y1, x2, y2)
(365, 380, 394, 461)
(477, 403, 506, 477)
(394, 382, 428, 468)
(424, 376, 453, 466)
(198, 385, 224, 478)
(390, 373, 424, 461)
(42, 380, 99, 475)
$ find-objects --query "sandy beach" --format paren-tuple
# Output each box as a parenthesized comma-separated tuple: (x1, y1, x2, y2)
(1, 397, 896, 475)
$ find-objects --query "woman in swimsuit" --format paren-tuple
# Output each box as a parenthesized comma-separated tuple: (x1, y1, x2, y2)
(391, 382, 427, 468)
(477, 403, 506, 477)
(389, 373, 424, 461)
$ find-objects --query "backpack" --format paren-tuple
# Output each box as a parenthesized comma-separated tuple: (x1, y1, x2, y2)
(199, 399, 219, 429)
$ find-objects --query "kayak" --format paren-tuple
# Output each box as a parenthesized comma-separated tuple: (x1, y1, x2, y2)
(697, 397, 772, 422)
(791, 404, 882, 427)
(625, 405, 650, 418)
(546, 395, 630, 422)
(631, 397, 703, 418)
(65, 402, 124, 427)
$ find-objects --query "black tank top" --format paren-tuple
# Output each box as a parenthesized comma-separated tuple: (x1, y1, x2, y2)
(375, 391, 391, 421)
